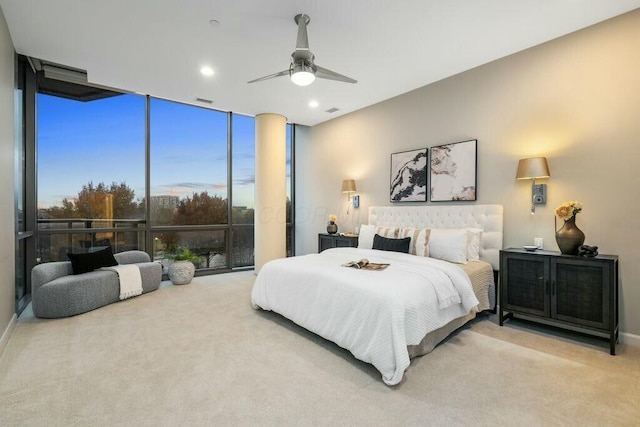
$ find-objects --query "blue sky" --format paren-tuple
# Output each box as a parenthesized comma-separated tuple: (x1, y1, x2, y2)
(37, 93, 288, 210)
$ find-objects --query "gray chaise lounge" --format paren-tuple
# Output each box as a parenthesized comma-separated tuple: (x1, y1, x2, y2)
(32, 250, 162, 318)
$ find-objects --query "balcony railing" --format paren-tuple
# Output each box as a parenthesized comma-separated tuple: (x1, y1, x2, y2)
(35, 218, 261, 269)
(37, 218, 146, 262)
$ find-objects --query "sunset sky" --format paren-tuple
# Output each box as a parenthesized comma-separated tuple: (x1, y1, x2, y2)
(37, 93, 291, 211)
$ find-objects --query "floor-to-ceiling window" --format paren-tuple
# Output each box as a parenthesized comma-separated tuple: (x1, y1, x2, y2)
(37, 93, 146, 262)
(149, 98, 229, 271)
(231, 114, 255, 268)
(23, 63, 294, 286)
(15, 56, 26, 306)
(14, 55, 35, 314)
(14, 55, 38, 314)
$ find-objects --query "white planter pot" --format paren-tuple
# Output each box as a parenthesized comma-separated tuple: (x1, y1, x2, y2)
(168, 260, 195, 285)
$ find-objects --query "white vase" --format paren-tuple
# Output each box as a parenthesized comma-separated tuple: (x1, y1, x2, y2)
(168, 260, 195, 285)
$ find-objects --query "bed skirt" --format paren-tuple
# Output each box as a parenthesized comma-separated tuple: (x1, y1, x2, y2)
(407, 311, 476, 358)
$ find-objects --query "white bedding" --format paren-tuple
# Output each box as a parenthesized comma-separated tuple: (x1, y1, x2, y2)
(251, 247, 480, 386)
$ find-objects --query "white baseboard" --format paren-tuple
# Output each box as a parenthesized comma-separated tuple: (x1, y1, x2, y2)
(621, 332, 640, 348)
(0, 314, 17, 358)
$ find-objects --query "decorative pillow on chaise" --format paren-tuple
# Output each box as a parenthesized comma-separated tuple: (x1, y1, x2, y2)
(67, 247, 118, 275)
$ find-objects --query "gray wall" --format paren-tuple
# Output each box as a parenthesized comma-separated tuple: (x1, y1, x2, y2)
(296, 10, 640, 336)
(0, 6, 15, 340)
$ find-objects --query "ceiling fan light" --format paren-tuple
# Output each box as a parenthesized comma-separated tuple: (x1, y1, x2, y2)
(291, 71, 315, 86)
(291, 62, 316, 86)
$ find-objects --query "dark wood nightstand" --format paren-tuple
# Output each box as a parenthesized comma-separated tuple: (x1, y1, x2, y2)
(499, 248, 619, 354)
(318, 233, 358, 252)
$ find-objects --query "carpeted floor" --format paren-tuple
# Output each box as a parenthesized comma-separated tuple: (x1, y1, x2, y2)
(1, 271, 639, 426)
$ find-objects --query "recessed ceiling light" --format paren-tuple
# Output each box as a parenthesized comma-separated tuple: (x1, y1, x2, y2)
(308, 100, 319, 108)
(209, 19, 220, 27)
(200, 66, 214, 77)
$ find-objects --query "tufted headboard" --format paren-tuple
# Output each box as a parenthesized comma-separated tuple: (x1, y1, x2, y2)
(368, 205, 504, 270)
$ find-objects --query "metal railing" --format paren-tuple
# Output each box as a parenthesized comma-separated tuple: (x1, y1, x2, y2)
(37, 218, 146, 261)
(35, 218, 273, 269)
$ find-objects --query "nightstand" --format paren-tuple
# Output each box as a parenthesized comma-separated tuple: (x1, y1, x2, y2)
(499, 248, 619, 354)
(318, 233, 358, 252)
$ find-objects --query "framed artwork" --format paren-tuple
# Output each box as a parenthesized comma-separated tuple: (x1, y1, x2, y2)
(430, 139, 477, 202)
(390, 148, 428, 202)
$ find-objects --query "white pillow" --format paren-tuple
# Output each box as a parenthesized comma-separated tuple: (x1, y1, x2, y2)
(428, 229, 469, 264)
(357, 224, 376, 249)
(398, 227, 431, 257)
(466, 228, 483, 261)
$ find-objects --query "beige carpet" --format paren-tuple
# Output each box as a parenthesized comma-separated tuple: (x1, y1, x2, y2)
(1, 271, 639, 426)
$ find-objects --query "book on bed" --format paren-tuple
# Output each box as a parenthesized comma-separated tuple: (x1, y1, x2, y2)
(342, 259, 390, 270)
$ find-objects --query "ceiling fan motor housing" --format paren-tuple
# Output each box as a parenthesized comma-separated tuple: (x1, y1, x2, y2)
(290, 60, 316, 76)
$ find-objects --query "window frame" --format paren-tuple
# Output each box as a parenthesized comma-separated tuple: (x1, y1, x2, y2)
(21, 58, 296, 306)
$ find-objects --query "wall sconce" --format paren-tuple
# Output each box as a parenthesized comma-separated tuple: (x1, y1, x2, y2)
(341, 179, 357, 214)
(516, 157, 550, 214)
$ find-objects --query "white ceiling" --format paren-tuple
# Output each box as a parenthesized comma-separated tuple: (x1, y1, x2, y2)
(2, 0, 639, 126)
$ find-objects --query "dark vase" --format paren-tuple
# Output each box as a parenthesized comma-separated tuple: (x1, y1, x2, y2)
(556, 216, 585, 255)
(327, 221, 338, 235)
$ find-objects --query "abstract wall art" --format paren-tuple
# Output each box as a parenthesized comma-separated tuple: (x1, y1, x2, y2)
(390, 148, 428, 202)
(430, 139, 477, 202)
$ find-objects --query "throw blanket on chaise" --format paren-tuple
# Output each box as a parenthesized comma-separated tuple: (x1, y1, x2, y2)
(101, 264, 143, 300)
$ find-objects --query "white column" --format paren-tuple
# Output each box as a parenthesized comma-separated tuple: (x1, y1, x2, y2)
(254, 113, 287, 273)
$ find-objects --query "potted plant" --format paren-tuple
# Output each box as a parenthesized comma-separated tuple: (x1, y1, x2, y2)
(165, 248, 203, 285)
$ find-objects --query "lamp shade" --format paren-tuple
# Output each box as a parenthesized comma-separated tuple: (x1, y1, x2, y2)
(341, 179, 356, 193)
(516, 157, 550, 179)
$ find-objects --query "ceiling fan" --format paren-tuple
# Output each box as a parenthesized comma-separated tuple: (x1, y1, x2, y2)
(248, 13, 357, 86)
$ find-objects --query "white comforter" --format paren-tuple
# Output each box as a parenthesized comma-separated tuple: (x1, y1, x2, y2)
(251, 247, 480, 385)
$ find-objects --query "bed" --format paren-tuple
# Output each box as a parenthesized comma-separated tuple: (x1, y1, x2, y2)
(251, 204, 503, 385)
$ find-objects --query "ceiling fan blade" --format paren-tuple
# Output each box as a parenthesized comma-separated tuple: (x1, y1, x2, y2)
(315, 65, 357, 84)
(247, 69, 290, 84)
(294, 14, 310, 51)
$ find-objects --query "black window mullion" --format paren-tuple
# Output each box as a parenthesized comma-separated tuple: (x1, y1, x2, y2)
(291, 123, 296, 256)
(20, 55, 37, 312)
(144, 95, 152, 259)
(226, 112, 233, 269)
